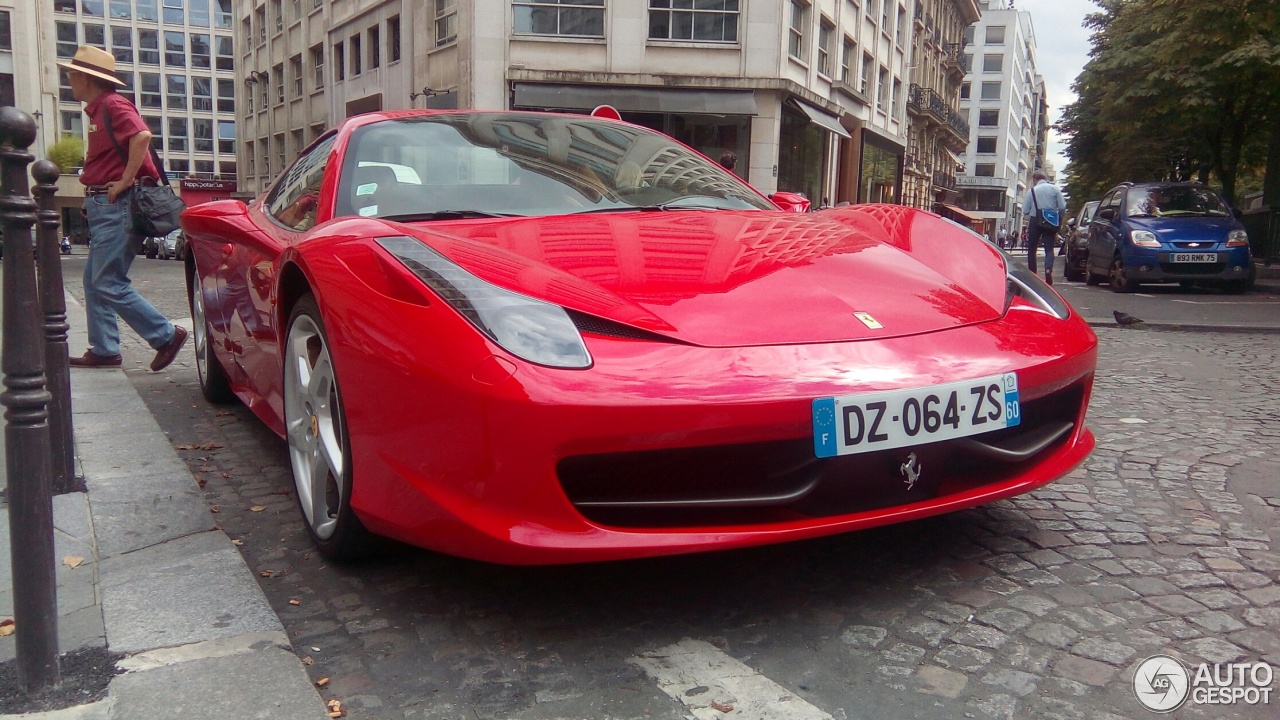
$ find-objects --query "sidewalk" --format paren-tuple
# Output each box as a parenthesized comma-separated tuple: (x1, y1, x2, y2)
(0, 275, 329, 718)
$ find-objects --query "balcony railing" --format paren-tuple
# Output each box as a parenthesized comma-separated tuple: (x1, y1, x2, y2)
(908, 84, 971, 140)
(933, 171, 957, 191)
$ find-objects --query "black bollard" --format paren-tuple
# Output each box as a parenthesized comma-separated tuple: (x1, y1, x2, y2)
(33, 160, 76, 494)
(0, 107, 60, 692)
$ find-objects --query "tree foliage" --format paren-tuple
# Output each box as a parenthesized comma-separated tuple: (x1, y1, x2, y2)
(1057, 0, 1280, 208)
(46, 135, 85, 174)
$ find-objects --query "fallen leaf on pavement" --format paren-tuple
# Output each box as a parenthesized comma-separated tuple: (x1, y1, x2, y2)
(711, 701, 734, 713)
(315, 677, 329, 687)
(176, 441, 223, 451)
(62, 555, 85, 569)
(250, 506, 266, 512)
(300, 655, 314, 666)
(215, 411, 232, 417)
(231, 539, 243, 546)
(289, 598, 302, 606)
(260, 570, 275, 577)
(0, 619, 14, 636)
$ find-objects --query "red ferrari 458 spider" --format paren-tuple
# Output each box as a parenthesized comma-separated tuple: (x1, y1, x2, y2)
(181, 110, 1097, 564)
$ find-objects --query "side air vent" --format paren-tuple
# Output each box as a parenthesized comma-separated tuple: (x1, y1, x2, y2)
(567, 310, 678, 342)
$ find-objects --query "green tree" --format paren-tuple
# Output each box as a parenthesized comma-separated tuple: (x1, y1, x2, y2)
(46, 135, 85, 174)
(1058, 0, 1278, 206)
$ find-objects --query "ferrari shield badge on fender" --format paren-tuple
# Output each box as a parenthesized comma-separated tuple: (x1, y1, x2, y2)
(853, 312, 883, 329)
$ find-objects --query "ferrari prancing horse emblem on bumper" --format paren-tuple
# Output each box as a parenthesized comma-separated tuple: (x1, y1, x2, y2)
(900, 452, 922, 490)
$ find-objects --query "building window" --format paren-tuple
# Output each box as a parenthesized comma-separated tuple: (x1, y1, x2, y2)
(788, 1, 807, 61)
(164, 31, 185, 67)
(111, 26, 133, 64)
(292, 129, 305, 157)
(891, 78, 901, 116)
(169, 158, 190, 174)
(877, 66, 888, 112)
(192, 76, 212, 110)
(368, 26, 380, 69)
(140, 72, 161, 108)
(983, 54, 1002, 73)
(219, 161, 236, 179)
(841, 37, 855, 85)
(513, 0, 603, 38)
(246, 141, 255, 176)
(190, 0, 210, 27)
(84, 25, 106, 51)
(162, 0, 183, 24)
(54, 0, 76, 14)
(980, 81, 1001, 100)
(194, 118, 214, 153)
(191, 34, 211, 69)
(964, 26, 974, 45)
(259, 77, 267, 109)
(256, 7, 267, 45)
(59, 110, 83, 138)
(647, 0, 739, 42)
(195, 160, 214, 177)
(986, 26, 1005, 45)
(975, 163, 995, 177)
(437, 0, 459, 44)
(217, 78, 234, 112)
(56, 22, 77, 59)
(860, 52, 873, 95)
(963, 53, 972, 72)
(272, 0, 283, 34)
(976, 136, 997, 154)
(58, 69, 75, 103)
(881, 0, 890, 28)
(274, 63, 285, 104)
(389, 15, 402, 62)
(166, 74, 187, 110)
(817, 19, 833, 77)
(310, 44, 324, 90)
(291, 54, 303, 97)
(978, 109, 999, 126)
(216, 0, 233, 29)
(960, 82, 970, 99)
(168, 117, 188, 153)
(350, 34, 361, 76)
(895, 3, 906, 44)
(218, 121, 236, 154)
(275, 132, 286, 172)
(82, 0, 104, 17)
(216, 36, 234, 71)
(117, 72, 135, 103)
(334, 41, 345, 81)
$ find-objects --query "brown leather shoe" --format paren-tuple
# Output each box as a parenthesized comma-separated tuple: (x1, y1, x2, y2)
(150, 325, 189, 371)
(69, 350, 123, 368)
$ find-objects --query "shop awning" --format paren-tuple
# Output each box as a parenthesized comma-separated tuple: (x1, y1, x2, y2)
(513, 83, 758, 115)
(944, 148, 966, 168)
(938, 204, 983, 223)
(789, 99, 852, 139)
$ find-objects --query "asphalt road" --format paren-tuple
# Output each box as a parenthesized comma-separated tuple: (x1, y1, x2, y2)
(62, 250, 1280, 719)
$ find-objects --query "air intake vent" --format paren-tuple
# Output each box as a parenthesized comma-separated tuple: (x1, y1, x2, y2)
(567, 310, 676, 342)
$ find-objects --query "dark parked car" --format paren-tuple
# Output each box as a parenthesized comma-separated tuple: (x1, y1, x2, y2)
(1085, 182, 1255, 293)
(1063, 200, 1099, 282)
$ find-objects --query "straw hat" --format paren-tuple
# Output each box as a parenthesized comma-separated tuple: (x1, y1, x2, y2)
(56, 46, 126, 87)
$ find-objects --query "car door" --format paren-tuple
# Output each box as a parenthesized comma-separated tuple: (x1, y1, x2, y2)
(1089, 190, 1122, 273)
(226, 134, 336, 426)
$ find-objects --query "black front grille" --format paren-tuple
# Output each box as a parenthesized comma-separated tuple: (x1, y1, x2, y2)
(568, 310, 676, 342)
(557, 382, 1087, 528)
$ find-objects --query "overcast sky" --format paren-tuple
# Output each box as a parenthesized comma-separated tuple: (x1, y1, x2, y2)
(1014, 0, 1097, 179)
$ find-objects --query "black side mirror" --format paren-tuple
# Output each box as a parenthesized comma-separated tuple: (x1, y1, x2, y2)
(1097, 207, 1116, 221)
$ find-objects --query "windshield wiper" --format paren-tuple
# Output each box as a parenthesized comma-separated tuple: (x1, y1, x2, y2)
(381, 210, 522, 221)
(570, 200, 726, 215)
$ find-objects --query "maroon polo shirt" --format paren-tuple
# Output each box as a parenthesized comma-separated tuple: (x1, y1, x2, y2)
(81, 90, 160, 187)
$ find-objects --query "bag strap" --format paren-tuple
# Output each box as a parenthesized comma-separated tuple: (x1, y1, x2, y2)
(1031, 184, 1042, 214)
(99, 99, 171, 187)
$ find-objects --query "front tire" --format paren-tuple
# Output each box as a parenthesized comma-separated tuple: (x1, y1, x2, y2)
(188, 259, 234, 404)
(1109, 256, 1139, 293)
(284, 294, 374, 560)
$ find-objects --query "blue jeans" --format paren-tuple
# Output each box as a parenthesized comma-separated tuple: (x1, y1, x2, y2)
(1026, 221, 1056, 276)
(84, 190, 175, 357)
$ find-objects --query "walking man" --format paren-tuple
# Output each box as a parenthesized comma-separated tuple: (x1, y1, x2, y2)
(1021, 170, 1067, 285)
(59, 46, 187, 370)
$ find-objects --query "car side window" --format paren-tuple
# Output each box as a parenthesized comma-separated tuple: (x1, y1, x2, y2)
(266, 134, 337, 231)
(1098, 191, 1121, 219)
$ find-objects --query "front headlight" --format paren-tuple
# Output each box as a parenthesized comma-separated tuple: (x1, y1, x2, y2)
(1130, 230, 1161, 248)
(377, 236, 592, 369)
(1000, 248, 1070, 320)
(1227, 229, 1249, 247)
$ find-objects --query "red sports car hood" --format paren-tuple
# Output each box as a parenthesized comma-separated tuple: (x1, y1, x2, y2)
(402, 208, 1009, 347)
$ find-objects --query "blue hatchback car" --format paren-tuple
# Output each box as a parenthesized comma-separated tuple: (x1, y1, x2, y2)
(1085, 182, 1255, 293)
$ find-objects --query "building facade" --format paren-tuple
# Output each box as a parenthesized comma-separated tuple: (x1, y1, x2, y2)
(234, 0, 914, 204)
(955, 0, 1043, 237)
(901, 0, 979, 224)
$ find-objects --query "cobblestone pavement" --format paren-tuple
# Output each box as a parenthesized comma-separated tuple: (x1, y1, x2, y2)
(97, 257, 1279, 720)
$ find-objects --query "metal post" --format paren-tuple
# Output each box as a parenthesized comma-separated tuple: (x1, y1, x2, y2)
(0, 107, 60, 691)
(33, 160, 75, 494)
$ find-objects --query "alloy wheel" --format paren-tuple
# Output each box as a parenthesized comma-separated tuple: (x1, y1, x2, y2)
(284, 315, 345, 540)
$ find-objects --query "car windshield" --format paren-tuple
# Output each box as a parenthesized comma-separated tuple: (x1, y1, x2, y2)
(335, 113, 773, 220)
(1126, 186, 1230, 218)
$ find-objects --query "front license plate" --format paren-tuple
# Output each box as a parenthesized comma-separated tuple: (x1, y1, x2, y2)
(813, 373, 1021, 458)
(1170, 252, 1217, 263)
